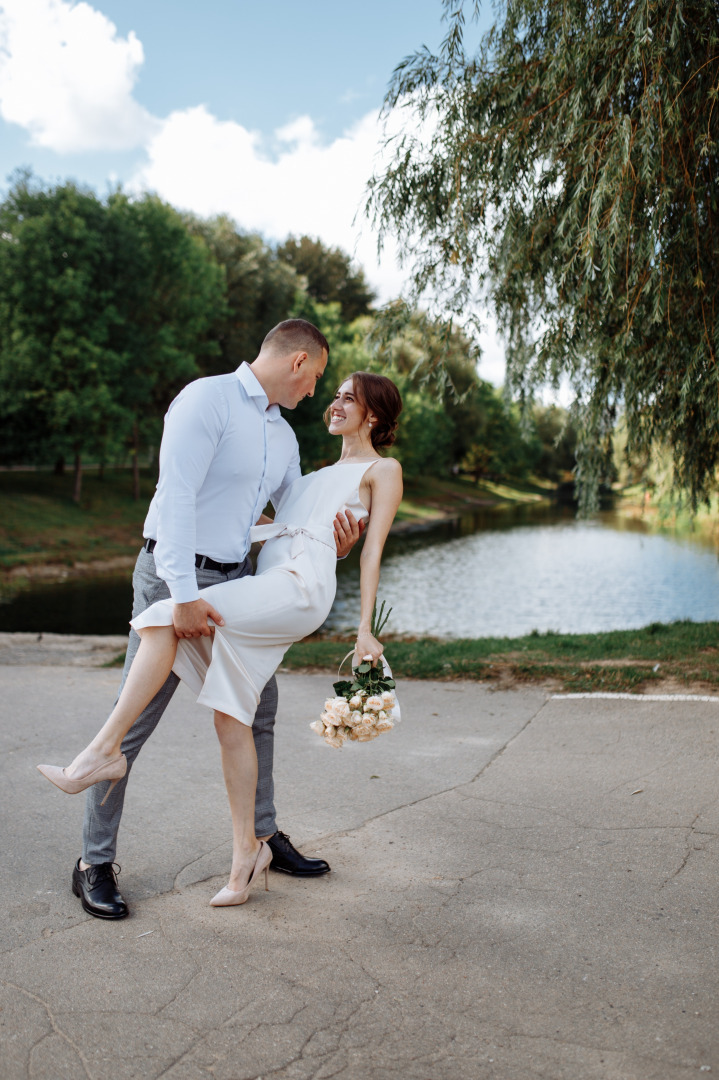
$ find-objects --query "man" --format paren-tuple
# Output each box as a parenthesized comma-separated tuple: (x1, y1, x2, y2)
(74, 319, 361, 919)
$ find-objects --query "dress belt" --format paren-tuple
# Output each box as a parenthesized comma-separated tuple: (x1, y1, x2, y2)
(143, 537, 241, 574)
(248, 522, 336, 559)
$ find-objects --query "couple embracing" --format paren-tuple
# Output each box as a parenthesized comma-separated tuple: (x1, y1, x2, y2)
(38, 319, 404, 913)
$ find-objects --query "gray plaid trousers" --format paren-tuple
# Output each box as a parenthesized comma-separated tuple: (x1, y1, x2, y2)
(82, 547, 277, 864)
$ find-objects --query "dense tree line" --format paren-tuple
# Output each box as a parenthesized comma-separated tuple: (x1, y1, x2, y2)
(0, 172, 574, 501)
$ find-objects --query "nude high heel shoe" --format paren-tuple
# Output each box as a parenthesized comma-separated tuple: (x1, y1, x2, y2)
(37, 753, 127, 806)
(210, 841, 272, 907)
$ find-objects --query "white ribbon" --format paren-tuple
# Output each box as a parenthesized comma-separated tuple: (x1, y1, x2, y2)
(249, 521, 335, 559)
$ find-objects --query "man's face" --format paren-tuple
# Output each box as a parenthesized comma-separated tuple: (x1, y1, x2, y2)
(284, 349, 328, 408)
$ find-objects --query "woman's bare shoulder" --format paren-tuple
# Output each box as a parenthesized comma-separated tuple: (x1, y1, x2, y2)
(372, 456, 402, 478)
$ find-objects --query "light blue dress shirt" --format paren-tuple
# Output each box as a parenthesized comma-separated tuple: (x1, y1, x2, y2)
(143, 363, 301, 604)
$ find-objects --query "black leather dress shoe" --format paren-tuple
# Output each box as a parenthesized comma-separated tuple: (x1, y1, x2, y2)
(267, 831, 330, 876)
(72, 859, 128, 919)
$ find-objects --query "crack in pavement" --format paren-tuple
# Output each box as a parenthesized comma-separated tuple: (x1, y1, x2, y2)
(3, 980, 95, 1080)
(155, 995, 317, 1078)
(305, 696, 550, 853)
(170, 838, 233, 893)
(659, 812, 704, 889)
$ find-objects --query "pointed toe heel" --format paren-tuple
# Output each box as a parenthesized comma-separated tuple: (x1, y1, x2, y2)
(37, 753, 127, 798)
(209, 841, 272, 907)
(209, 886, 248, 907)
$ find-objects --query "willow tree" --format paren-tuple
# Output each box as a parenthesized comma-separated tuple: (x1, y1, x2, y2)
(367, 0, 719, 510)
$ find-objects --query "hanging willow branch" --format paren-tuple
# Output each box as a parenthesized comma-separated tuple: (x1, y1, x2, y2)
(367, 0, 719, 511)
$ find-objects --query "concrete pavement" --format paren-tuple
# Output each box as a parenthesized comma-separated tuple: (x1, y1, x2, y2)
(0, 655, 717, 1080)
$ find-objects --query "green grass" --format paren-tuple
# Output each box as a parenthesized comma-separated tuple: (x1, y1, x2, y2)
(0, 468, 156, 569)
(279, 620, 719, 694)
(395, 473, 551, 522)
(105, 620, 719, 693)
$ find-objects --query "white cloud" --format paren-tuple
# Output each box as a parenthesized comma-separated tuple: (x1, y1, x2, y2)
(0, 0, 507, 382)
(132, 103, 414, 306)
(0, 0, 157, 151)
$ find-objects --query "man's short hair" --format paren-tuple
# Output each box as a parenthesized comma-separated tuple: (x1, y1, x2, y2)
(261, 319, 330, 360)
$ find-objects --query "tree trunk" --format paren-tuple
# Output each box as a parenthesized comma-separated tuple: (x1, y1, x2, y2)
(72, 451, 82, 504)
(132, 422, 140, 501)
(53, 455, 65, 476)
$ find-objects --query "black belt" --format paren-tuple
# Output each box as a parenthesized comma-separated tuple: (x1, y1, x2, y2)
(144, 537, 240, 574)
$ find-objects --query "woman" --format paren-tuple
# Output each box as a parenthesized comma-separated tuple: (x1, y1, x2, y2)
(38, 372, 403, 906)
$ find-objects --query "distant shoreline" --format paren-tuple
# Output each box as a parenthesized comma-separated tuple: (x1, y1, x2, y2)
(1, 476, 554, 587)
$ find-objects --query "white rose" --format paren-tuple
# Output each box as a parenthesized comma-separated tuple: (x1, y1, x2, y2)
(346, 710, 363, 727)
(358, 728, 380, 742)
(376, 718, 394, 733)
(324, 699, 337, 712)
(310, 720, 325, 736)
(321, 709, 336, 725)
(333, 699, 351, 720)
(364, 696, 383, 713)
(349, 695, 363, 709)
(381, 691, 395, 707)
(324, 732, 345, 749)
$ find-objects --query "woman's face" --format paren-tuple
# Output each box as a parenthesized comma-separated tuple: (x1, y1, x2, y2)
(328, 379, 368, 436)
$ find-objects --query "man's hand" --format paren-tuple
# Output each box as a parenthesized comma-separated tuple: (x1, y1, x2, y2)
(334, 509, 364, 559)
(173, 598, 224, 639)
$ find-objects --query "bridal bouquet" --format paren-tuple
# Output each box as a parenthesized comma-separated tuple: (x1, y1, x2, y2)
(311, 602, 400, 749)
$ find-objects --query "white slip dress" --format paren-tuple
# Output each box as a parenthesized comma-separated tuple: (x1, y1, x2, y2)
(131, 460, 376, 726)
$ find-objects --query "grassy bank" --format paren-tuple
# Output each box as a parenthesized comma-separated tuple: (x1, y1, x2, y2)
(0, 468, 157, 571)
(0, 467, 550, 575)
(280, 620, 719, 694)
(395, 473, 552, 524)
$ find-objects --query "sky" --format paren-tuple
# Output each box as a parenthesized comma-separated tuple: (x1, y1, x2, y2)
(0, 0, 504, 381)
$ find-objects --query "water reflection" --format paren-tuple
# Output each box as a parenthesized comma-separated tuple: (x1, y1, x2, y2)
(2, 506, 718, 638)
(328, 509, 719, 638)
(0, 574, 133, 635)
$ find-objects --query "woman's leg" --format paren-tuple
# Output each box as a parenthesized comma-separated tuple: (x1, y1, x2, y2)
(214, 711, 261, 890)
(65, 626, 179, 777)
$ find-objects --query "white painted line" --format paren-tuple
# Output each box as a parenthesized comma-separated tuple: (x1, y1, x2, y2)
(552, 693, 719, 702)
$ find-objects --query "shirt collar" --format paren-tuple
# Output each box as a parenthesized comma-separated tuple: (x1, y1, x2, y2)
(236, 363, 281, 421)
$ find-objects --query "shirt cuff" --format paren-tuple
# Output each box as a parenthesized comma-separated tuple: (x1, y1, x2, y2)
(167, 576, 201, 604)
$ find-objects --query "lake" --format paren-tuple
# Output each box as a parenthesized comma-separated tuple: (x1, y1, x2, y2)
(2, 505, 718, 638)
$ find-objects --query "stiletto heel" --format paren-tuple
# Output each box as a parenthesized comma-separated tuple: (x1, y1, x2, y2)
(210, 841, 272, 907)
(100, 777, 121, 806)
(37, 753, 127, 798)
(264, 866, 269, 891)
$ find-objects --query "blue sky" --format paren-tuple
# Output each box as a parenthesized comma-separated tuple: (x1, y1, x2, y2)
(0, 0, 503, 378)
(0, 1, 494, 194)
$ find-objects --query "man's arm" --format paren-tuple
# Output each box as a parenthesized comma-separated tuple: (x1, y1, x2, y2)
(152, 382, 227, 637)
